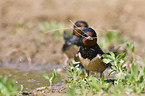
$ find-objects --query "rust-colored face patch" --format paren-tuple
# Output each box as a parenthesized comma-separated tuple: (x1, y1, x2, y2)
(83, 32, 97, 46)
(83, 39, 97, 46)
(74, 23, 88, 37)
(74, 28, 83, 37)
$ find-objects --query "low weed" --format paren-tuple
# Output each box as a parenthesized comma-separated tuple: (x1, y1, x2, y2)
(61, 28, 145, 95)
(64, 43, 145, 95)
(43, 69, 56, 89)
(65, 63, 113, 95)
(99, 30, 128, 53)
(0, 75, 21, 96)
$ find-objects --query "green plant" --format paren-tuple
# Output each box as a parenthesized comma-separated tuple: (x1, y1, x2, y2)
(99, 31, 120, 49)
(87, 74, 112, 94)
(43, 69, 56, 89)
(0, 75, 20, 96)
(65, 63, 113, 95)
(103, 52, 127, 75)
(102, 51, 145, 95)
(125, 64, 145, 93)
(63, 28, 145, 95)
(65, 63, 84, 82)
(99, 30, 128, 55)
(104, 31, 120, 44)
(126, 43, 135, 63)
(110, 64, 145, 95)
(65, 63, 87, 95)
(126, 43, 134, 53)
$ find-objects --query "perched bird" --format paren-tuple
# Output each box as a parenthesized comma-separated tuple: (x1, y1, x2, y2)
(62, 21, 88, 66)
(75, 28, 110, 77)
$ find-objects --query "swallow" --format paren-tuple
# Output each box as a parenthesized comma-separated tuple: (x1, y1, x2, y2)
(74, 28, 110, 77)
(62, 21, 88, 66)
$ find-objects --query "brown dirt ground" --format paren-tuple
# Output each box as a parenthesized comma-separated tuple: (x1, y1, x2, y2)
(0, 0, 145, 65)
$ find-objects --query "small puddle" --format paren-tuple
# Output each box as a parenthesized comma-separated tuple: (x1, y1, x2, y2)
(0, 61, 65, 91)
(0, 61, 116, 92)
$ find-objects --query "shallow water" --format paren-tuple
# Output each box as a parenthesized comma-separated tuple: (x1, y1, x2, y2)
(0, 60, 116, 92)
(0, 61, 65, 91)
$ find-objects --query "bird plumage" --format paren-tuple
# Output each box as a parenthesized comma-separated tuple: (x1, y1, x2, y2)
(62, 21, 88, 66)
(75, 28, 109, 76)
(75, 44, 108, 74)
(62, 21, 88, 57)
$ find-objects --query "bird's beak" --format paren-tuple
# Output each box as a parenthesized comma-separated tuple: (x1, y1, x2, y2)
(86, 36, 93, 40)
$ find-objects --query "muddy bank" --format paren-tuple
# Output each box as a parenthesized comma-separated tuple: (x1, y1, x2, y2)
(0, 63, 65, 91)
(0, 0, 145, 65)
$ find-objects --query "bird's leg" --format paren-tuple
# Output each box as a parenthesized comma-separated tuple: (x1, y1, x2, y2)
(85, 70, 89, 77)
(100, 72, 103, 78)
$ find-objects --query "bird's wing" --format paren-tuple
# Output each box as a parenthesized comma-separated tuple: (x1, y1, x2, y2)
(63, 30, 72, 40)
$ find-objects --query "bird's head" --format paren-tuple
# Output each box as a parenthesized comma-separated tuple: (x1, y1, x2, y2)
(82, 28, 97, 47)
(73, 21, 88, 37)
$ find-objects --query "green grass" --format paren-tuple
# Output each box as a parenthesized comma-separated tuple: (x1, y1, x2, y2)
(1, 21, 145, 95)
(0, 75, 21, 96)
(64, 51, 145, 96)
(63, 30, 145, 96)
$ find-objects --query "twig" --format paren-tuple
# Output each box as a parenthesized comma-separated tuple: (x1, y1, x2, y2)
(69, 20, 98, 39)
(45, 28, 71, 34)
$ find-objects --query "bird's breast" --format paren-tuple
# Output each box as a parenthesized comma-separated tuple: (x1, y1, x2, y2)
(78, 53, 107, 72)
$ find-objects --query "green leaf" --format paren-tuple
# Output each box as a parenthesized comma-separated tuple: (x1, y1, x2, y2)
(102, 59, 112, 64)
(107, 83, 112, 90)
(65, 68, 73, 78)
(119, 72, 126, 79)
(131, 64, 137, 76)
(100, 74, 105, 83)
(43, 73, 50, 80)
(138, 76, 143, 83)
(103, 53, 115, 61)
(108, 70, 114, 76)
(51, 70, 56, 82)
(111, 66, 117, 71)
(109, 52, 115, 58)
(127, 43, 134, 52)
(117, 53, 126, 59)
(138, 66, 145, 82)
